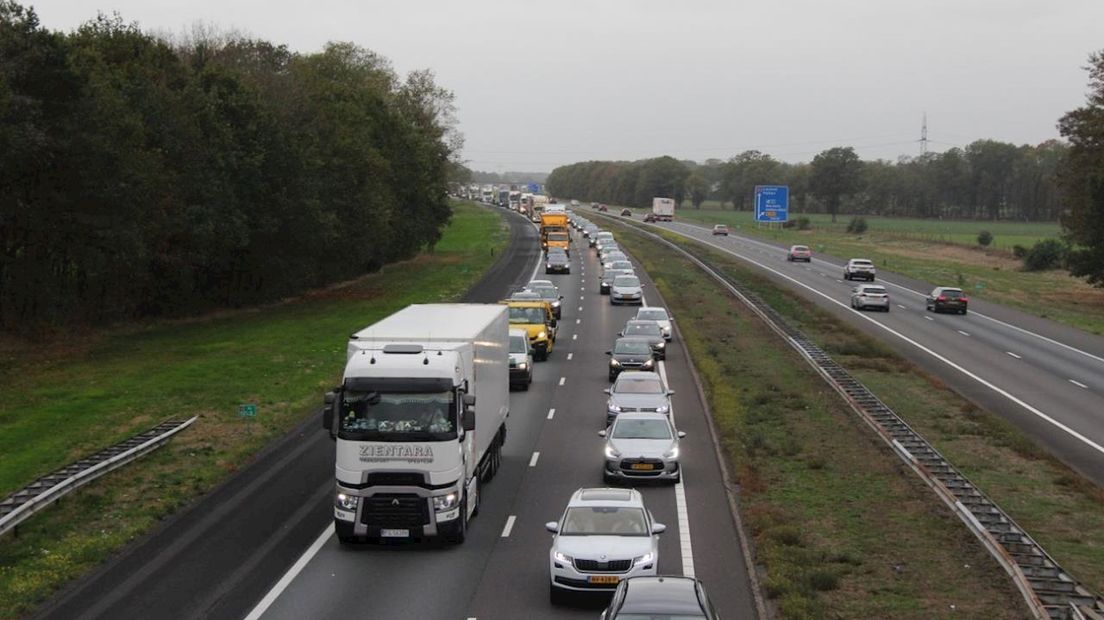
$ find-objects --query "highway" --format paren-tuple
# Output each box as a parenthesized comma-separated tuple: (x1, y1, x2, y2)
(627, 217, 1104, 487)
(36, 207, 758, 620)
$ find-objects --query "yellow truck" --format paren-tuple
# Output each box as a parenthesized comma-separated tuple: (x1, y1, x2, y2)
(540, 212, 570, 255)
(501, 300, 557, 361)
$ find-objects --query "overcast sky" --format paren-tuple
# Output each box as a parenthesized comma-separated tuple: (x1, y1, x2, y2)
(27, 0, 1104, 172)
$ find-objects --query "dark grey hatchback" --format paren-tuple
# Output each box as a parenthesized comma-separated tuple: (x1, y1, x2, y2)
(607, 337, 657, 381)
(601, 576, 718, 620)
(926, 286, 969, 314)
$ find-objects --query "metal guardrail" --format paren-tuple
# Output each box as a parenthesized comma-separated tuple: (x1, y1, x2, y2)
(0, 417, 197, 537)
(595, 213, 1104, 620)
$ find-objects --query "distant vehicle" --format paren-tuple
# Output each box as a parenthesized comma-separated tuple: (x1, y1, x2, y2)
(545, 251, 571, 275)
(851, 284, 890, 312)
(711, 224, 728, 236)
(528, 279, 558, 293)
(593, 231, 615, 250)
(570, 199, 580, 207)
(503, 300, 557, 360)
(508, 328, 533, 390)
(607, 337, 657, 380)
(619, 320, 665, 359)
(508, 190, 521, 209)
(540, 212, 571, 255)
(600, 268, 634, 295)
(591, 202, 601, 209)
(787, 245, 812, 262)
(598, 244, 622, 262)
(651, 197, 675, 222)
(531, 194, 550, 216)
(843, 258, 876, 281)
(926, 287, 969, 314)
(546, 488, 666, 604)
(325, 304, 508, 544)
(604, 259, 633, 276)
(634, 306, 673, 341)
(482, 186, 495, 203)
(598, 204, 609, 212)
(610, 275, 644, 306)
(529, 286, 564, 319)
(620, 208, 632, 217)
(599, 413, 684, 484)
(604, 371, 672, 426)
(643, 213, 656, 223)
(509, 290, 542, 301)
(497, 189, 510, 207)
(601, 576, 719, 620)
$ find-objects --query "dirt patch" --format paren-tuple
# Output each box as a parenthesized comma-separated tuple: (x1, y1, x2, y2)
(877, 238, 1019, 270)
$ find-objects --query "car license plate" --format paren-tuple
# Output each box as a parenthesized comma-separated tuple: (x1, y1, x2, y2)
(631, 463, 654, 470)
(380, 528, 409, 538)
(589, 575, 620, 585)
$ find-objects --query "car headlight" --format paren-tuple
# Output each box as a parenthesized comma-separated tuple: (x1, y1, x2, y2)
(546, 262, 552, 268)
(610, 359, 621, 367)
(642, 359, 654, 368)
(664, 446, 679, 459)
(517, 362, 527, 370)
(607, 403, 621, 413)
(605, 445, 621, 459)
(554, 551, 573, 563)
(551, 300, 560, 307)
(656, 341, 665, 349)
(538, 331, 547, 339)
(633, 552, 654, 565)
(335, 492, 359, 511)
(656, 404, 669, 414)
(433, 493, 459, 512)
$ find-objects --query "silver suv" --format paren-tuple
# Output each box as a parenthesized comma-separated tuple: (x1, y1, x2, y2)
(843, 258, 876, 281)
(604, 371, 673, 427)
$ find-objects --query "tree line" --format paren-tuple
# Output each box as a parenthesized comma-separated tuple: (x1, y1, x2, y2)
(0, 3, 459, 331)
(547, 140, 1068, 223)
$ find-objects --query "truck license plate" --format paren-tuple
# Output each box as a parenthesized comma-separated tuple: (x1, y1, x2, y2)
(589, 575, 620, 585)
(380, 528, 409, 538)
(630, 463, 654, 470)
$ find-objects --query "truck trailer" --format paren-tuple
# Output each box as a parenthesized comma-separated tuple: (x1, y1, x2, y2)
(323, 304, 510, 544)
(540, 212, 570, 255)
(652, 197, 675, 222)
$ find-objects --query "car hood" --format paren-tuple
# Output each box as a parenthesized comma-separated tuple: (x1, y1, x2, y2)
(554, 534, 654, 560)
(612, 285, 642, 295)
(509, 352, 528, 363)
(609, 393, 669, 409)
(609, 437, 675, 458)
(624, 334, 662, 345)
(612, 353, 653, 364)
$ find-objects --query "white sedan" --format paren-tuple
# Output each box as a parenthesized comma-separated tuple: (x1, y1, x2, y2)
(546, 488, 666, 604)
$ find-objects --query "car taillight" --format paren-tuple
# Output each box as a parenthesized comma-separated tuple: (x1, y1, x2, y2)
(960, 297, 968, 303)
(937, 296, 947, 301)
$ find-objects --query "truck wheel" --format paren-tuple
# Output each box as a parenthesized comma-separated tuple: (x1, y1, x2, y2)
(444, 498, 467, 545)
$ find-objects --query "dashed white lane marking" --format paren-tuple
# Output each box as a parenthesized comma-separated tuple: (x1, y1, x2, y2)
(1007, 351, 1022, 359)
(567, 353, 574, 360)
(578, 306, 583, 311)
(924, 316, 934, 321)
(835, 279, 843, 283)
(576, 318, 581, 324)
(580, 295, 584, 300)
(547, 408, 555, 419)
(897, 304, 906, 309)
(243, 524, 334, 620)
(958, 330, 970, 337)
(1070, 379, 1089, 389)
(656, 360, 695, 576)
(529, 452, 540, 467)
(501, 515, 517, 537)
(580, 286, 585, 291)
(558, 376, 566, 386)
(572, 334, 578, 340)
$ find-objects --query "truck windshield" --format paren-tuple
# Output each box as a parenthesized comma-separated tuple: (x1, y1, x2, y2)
(547, 232, 568, 241)
(339, 390, 456, 441)
(509, 307, 545, 324)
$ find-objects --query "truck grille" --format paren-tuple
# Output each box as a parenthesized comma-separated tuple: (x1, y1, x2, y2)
(574, 558, 632, 573)
(366, 472, 425, 486)
(361, 494, 428, 527)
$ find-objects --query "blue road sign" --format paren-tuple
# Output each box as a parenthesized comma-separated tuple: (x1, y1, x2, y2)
(755, 185, 789, 222)
(528, 183, 540, 193)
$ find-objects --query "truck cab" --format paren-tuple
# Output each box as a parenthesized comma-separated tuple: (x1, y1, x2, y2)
(502, 300, 557, 361)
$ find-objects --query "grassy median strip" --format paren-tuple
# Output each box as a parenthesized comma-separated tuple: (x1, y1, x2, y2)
(0, 202, 507, 618)
(610, 221, 1051, 618)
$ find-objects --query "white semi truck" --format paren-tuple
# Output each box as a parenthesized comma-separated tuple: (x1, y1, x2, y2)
(652, 197, 675, 221)
(323, 304, 510, 544)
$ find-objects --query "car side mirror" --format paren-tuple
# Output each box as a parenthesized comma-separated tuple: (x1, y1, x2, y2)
(652, 523, 667, 534)
(559, 295, 564, 300)
(617, 331, 624, 337)
(677, 431, 686, 439)
(605, 350, 612, 355)
(603, 388, 611, 394)
(667, 390, 676, 396)
(598, 430, 607, 437)
(545, 521, 559, 533)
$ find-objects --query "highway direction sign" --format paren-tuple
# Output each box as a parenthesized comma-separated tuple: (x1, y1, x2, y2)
(754, 185, 790, 222)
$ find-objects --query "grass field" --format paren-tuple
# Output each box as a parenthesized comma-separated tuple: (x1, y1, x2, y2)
(610, 220, 1104, 617)
(0, 202, 507, 618)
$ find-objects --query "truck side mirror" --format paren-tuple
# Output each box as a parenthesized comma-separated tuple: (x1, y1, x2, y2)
(323, 389, 340, 440)
(462, 409, 476, 432)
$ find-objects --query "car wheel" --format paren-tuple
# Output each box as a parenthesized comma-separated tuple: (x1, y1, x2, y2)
(843, 273, 850, 280)
(521, 380, 529, 391)
(961, 309, 968, 315)
(884, 306, 890, 312)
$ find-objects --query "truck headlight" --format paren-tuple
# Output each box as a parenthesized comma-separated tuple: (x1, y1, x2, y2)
(633, 552, 654, 565)
(607, 403, 621, 413)
(610, 359, 621, 367)
(551, 300, 560, 308)
(433, 492, 459, 512)
(642, 359, 654, 369)
(656, 404, 669, 414)
(538, 331, 547, 339)
(604, 445, 621, 459)
(335, 493, 359, 511)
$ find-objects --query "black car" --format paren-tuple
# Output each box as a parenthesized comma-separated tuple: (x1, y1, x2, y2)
(620, 320, 666, 360)
(607, 337, 657, 381)
(602, 576, 718, 620)
(926, 286, 969, 314)
(545, 251, 570, 274)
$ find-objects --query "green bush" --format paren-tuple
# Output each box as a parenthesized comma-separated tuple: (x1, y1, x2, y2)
(977, 230, 993, 246)
(1023, 239, 1068, 271)
(1012, 244, 1028, 258)
(846, 216, 868, 234)
(783, 216, 811, 230)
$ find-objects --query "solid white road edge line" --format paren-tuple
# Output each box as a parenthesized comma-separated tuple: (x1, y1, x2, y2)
(657, 360, 695, 577)
(501, 515, 517, 538)
(658, 227, 1104, 459)
(1070, 379, 1089, 389)
(558, 377, 566, 386)
(924, 316, 934, 321)
(243, 523, 334, 620)
(958, 330, 971, 337)
(1007, 351, 1022, 359)
(529, 452, 540, 467)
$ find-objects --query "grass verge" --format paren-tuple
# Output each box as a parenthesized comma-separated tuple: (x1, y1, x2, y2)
(0, 201, 507, 618)
(609, 205, 1104, 335)
(610, 219, 1103, 618)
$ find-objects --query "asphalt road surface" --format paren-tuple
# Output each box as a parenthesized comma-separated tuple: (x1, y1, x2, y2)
(617, 215, 1104, 487)
(37, 207, 758, 620)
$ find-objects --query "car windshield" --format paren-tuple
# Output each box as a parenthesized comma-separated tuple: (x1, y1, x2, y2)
(941, 289, 964, 298)
(612, 418, 672, 440)
(509, 335, 529, 354)
(614, 377, 665, 394)
(614, 340, 652, 355)
(793, 246, 809, 252)
(611, 261, 633, 270)
(615, 615, 705, 620)
(614, 276, 640, 287)
(509, 307, 545, 323)
(715, 225, 726, 229)
(862, 287, 887, 295)
(339, 390, 456, 441)
(637, 308, 668, 320)
(561, 506, 648, 536)
(624, 323, 661, 337)
(852, 260, 873, 266)
(535, 289, 558, 300)
(603, 270, 630, 282)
